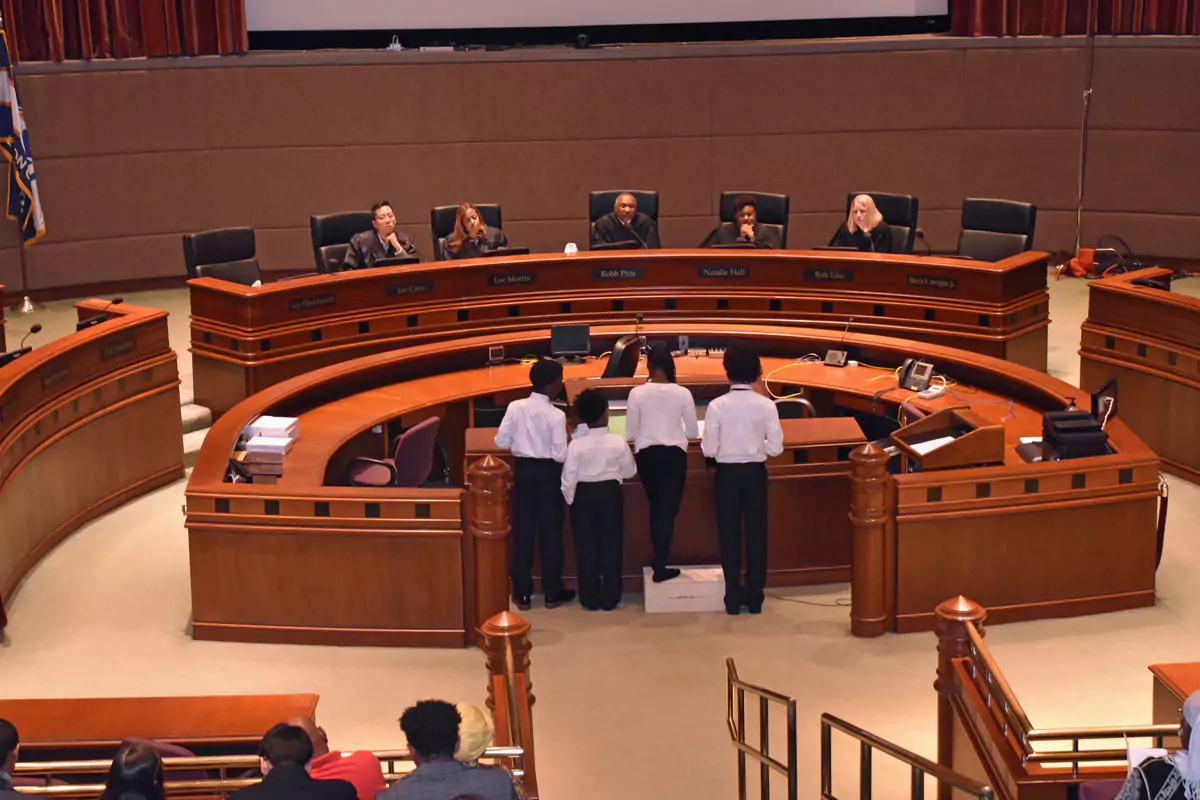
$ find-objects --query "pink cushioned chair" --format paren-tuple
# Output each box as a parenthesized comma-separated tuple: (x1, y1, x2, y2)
(347, 417, 441, 487)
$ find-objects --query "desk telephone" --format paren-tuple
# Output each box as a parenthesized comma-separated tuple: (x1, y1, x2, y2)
(899, 358, 935, 392)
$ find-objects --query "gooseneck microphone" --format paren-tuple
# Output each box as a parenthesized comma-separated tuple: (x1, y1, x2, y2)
(623, 217, 649, 249)
(75, 297, 125, 331)
(19, 323, 42, 349)
(0, 323, 42, 368)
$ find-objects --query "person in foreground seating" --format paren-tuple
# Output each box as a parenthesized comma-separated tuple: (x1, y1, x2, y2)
(591, 192, 661, 249)
(454, 703, 529, 800)
(700, 345, 783, 616)
(1, 719, 22, 800)
(1114, 690, 1200, 800)
(287, 717, 385, 800)
(701, 195, 782, 249)
(829, 193, 892, 253)
(99, 743, 165, 800)
(227, 724, 356, 800)
(379, 700, 517, 800)
(562, 388, 637, 611)
(441, 202, 507, 260)
(343, 201, 419, 270)
(494, 359, 575, 611)
(625, 342, 698, 583)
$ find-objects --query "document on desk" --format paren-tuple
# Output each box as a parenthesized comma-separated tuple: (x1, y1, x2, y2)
(909, 435, 957, 456)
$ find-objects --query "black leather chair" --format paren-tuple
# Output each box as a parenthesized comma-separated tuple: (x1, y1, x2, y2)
(957, 198, 1038, 262)
(588, 190, 659, 245)
(845, 192, 919, 255)
(182, 227, 261, 285)
(601, 335, 642, 379)
(430, 204, 503, 262)
(310, 211, 374, 274)
(719, 191, 790, 248)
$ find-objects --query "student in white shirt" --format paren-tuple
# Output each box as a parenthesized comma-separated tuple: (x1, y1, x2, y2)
(625, 343, 698, 583)
(494, 359, 576, 611)
(700, 345, 784, 616)
(561, 389, 637, 611)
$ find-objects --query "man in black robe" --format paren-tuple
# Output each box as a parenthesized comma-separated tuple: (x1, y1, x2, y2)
(591, 193, 661, 249)
(343, 201, 419, 269)
(701, 195, 782, 249)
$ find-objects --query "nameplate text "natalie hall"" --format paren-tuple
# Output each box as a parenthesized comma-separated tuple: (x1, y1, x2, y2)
(487, 272, 537, 287)
(289, 294, 336, 312)
(698, 265, 749, 279)
(908, 274, 958, 290)
(592, 266, 644, 281)
(804, 268, 855, 283)
(386, 281, 435, 297)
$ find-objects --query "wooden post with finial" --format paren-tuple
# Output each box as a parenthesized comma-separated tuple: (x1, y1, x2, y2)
(934, 596, 987, 800)
(480, 611, 537, 799)
(467, 455, 512, 645)
(848, 442, 895, 637)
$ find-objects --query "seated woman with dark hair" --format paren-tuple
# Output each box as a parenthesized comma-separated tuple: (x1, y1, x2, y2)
(101, 743, 165, 800)
(440, 203, 507, 260)
(829, 193, 892, 253)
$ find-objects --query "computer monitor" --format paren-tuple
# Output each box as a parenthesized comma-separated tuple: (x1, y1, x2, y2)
(551, 324, 590, 358)
(373, 255, 421, 269)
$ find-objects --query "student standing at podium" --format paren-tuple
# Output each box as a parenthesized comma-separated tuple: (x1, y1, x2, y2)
(701, 346, 783, 615)
(625, 343, 698, 583)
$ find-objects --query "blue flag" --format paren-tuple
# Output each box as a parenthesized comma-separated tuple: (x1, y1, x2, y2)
(0, 27, 44, 244)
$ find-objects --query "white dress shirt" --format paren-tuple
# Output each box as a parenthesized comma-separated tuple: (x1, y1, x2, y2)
(494, 392, 568, 462)
(561, 426, 638, 504)
(700, 385, 785, 464)
(625, 381, 700, 453)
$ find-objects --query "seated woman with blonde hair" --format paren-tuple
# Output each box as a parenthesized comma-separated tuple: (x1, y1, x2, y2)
(441, 203, 508, 260)
(829, 193, 893, 253)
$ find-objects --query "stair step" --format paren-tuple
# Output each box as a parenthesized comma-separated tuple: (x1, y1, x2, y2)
(183, 427, 209, 469)
(182, 403, 212, 434)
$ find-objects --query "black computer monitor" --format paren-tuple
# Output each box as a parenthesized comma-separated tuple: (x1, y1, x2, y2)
(373, 255, 421, 269)
(590, 240, 642, 252)
(551, 324, 590, 358)
(479, 247, 530, 258)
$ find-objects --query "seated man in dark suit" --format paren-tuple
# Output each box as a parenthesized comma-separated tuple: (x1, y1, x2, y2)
(228, 723, 357, 800)
(343, 201, 419, 269)
(591, 192, 661, 249)
(701, 195, 782, 249)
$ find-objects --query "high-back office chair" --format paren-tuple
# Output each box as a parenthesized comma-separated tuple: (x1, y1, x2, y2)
(182, 227, 261, 285)
(430, 204, 503, 262)
(719, 191, 790, 248)
(310, 211, 374, 274)
(957, 198, 1037, 262)
(774, 397, 817, 419)
(845, 192, 919, 254)
(347, 417, 442, 487)
(601, 335, 641, 379)
(588, 190, 659, 248)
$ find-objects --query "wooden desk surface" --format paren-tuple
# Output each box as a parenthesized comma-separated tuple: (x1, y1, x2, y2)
(1150, 663, 1200, 704)
(0, 694, 318, 746)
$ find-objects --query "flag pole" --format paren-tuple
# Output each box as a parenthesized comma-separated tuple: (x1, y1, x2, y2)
(14, 236, 39, 313)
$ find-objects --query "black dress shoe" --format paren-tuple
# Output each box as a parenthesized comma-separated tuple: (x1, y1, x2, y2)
(747, 603, 763, 615)
(514, 594, 532, 611)
(544, 589, 576, 609)
(725, 604, 741, 616)
(652, 568, 682, 583)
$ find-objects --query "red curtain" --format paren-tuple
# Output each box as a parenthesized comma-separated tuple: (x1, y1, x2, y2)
(2, 0, 247, 62)
(951, 0, 1199, 34)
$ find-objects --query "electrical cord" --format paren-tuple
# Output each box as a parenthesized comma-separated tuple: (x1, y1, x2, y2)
(765, 591, 852, 608)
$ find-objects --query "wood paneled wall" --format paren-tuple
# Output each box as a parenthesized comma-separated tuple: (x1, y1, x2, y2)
(5, 37, 1198, 292)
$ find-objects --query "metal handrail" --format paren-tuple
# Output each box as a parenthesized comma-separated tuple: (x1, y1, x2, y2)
(963, 622, 1035, 745)
(821, 713, 994, 800)
(726, 657, 798, 800)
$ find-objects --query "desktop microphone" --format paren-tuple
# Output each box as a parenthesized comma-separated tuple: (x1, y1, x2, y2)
(76, 297, 124, 331)
(0, 323, 43, 368)
(623, 218, 649, 249)
(824, 317, 853, 367)
(19, 323, 42, 349)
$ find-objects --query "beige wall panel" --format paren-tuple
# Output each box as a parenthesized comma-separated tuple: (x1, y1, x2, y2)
(0, 248, 23, 293)
(23, 233, 184, 289)
(711, 131, 964, 214)
(962, 48, 1086, 130)
(1090, 49, 1200, 131)
(709, 50, 964, 136)
(36, 152, 217, 242)
(1082, 212, 1200, 258)
(1031, 209, 1078, 253)
(960, 130, 1080, 210)
(1084, 131, 1200, 215)
(0, 210, 22, 248)
(21, 70, 211, 158)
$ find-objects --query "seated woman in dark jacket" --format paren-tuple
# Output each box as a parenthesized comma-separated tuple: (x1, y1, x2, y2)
(440, 202, 508, 260)
(829, 194, 892, 253)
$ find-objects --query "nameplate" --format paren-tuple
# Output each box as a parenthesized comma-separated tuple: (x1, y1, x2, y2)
(386, 281, 435, 297)
(41, 365, 71, 391)
(804, 268, 855, 283)
(289, 294, 336, 312)
(487, 271, 537, 287)
(698, 265, 749, 279)
(101, 338, 137, 361)
(592, 266, 643, 281)
(908, 274, 958, 291)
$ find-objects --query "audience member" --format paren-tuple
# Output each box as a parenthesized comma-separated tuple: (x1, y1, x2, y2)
(454, 704, 528, 800)
(343, 201, 419, 270)
(591, 193, 661, 249)
(99, 743, 165, 800)
(441, 203, 508, 260)
(0, 719, 20, 800)
(1115, 690, 1200, 800)
(828, 194, 892, 253)
(288, 717, 385, 800)
(378, 701, 516, 800)
(494, 359, 575, 611)
(228, 724, 356, 800)
(701, 195, 781, 248)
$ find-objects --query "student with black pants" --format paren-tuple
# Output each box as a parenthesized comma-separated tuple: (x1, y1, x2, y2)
(625, 343, 699, 583)
(700, 345, 784, 615)
(494, 359, 576, 611)
(561, 389, 637, 610)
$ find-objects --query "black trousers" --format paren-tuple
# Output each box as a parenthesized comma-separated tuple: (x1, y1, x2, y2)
(714, 462, 769, 608)
(569, 480, 625, 609)
(634, 445, 688, 573)
(511, 457, 565, 598)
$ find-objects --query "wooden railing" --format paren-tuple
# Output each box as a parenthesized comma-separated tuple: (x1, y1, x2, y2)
(726, 658, 798, 800)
